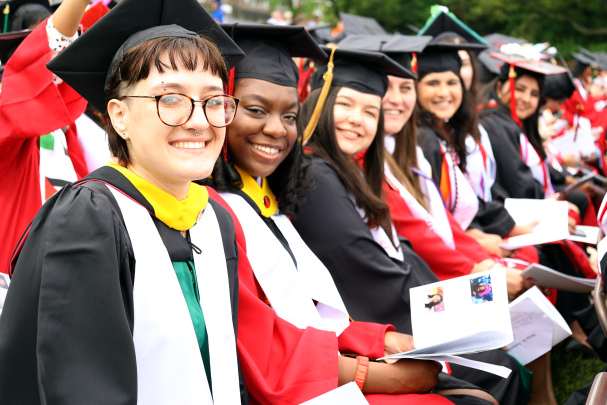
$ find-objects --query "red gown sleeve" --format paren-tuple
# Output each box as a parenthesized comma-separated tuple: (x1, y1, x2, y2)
(447, 211, 492, 263)
(384, 182, 473, 280)
(337, 322, 394, 358)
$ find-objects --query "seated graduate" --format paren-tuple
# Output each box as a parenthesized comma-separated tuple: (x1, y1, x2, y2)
(0, 0, 109, 274)
(291, 47, 527, 405)
(0, 0, 249, 403)
(478, 49, 603, 356)
(204, 24, 493, 405)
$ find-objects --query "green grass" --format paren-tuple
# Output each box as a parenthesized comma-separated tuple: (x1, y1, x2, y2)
(551, 348, 606, 404)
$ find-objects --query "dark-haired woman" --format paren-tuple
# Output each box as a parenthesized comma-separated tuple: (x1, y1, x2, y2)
(291, 49, 529, 405)
(479, 62, 602, 357)
(0, 0, 250, 402)
(206, 30, 494, 405)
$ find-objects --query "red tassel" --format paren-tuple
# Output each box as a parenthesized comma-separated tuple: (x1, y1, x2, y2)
(411, 53, 417, 75)
(508, 64, 523, 128)
(223, 67, 235, 162)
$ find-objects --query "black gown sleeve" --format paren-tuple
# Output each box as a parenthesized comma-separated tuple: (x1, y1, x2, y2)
(480, 112, 545, 201)
(417, 127, 515, 237)
(0, 185, 138, 405)
(291, 157, 438, 334)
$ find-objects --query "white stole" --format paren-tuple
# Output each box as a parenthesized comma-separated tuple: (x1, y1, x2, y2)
(519, 133, 554, 199)
(439, 141, 479, 230)
(465, 125, 496, 202)
(349, 195, 405, 261)
(384, 159, 456, 250)
(107, 185, 241, 405)
(219, 192, 350, 335)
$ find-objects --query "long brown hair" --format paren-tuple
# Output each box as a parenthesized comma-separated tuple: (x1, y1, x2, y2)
(299, 86, 394, 241)
(389, 108, 427, 209)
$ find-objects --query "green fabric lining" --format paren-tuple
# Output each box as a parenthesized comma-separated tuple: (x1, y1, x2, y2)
(39, 133, 54, 150)
(172, 261, 212, 393)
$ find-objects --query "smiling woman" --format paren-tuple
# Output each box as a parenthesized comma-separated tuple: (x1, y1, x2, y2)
(0, 0, 250, 404)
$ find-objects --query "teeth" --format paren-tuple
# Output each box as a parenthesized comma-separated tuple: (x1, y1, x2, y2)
(341, 130, 360, 137)
(384, 110, 401, 115)
(171, 141, 207, 149)
(252, 143, 280, 155)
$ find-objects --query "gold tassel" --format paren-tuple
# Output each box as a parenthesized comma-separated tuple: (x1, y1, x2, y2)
(302, 45, 338, 145)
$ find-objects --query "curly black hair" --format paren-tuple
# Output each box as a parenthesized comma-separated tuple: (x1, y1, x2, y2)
(203, 113, 314, 219)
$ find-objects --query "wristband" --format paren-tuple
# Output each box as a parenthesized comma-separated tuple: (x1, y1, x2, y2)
(354, 356, 369, 391)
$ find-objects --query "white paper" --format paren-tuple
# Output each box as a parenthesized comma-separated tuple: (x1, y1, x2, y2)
(568, 226, 600, 245)
(415, 355, 512, 379)
(502, 199, 570, 247)
(506, 287, 572, 365)
(409, 268, 512, 349)
(379, 270, 513, 377)
(521, 263, 596, 293)
(300, 382, 369, 405)
(551, 118, 596, 158)
(0, 273, 10, 316)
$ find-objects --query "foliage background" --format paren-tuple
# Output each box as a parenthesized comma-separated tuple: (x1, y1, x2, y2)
(269, 0, 607, 59)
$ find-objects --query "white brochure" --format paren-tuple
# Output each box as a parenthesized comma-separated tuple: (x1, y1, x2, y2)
(568, 226, 600, 245)
(506, 287, 572, 365)
(521, 263, 596, 293)
(380, 269, 513, 378)
(501, 198, 569, 248)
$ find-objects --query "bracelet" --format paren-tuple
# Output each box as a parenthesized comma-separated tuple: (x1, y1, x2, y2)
(354, 356, 369, 391)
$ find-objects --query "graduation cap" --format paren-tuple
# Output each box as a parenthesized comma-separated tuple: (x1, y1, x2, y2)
(0, 29, 30, 65)
(46, 0, 245, 113)
(337, 34, 431, 73)
(338, 12, 387, 36)
(307, 23, 335, 45)
(417, 8, 487, 46)
(490, 44, 568, 126)
(219, 23, 327, 89)
(572, 47, 597, 68)
(476, 33, 528, 82)
(543, 71, 576, 101)
(416, 32, 487, 77)
(303, 46, 413, 144)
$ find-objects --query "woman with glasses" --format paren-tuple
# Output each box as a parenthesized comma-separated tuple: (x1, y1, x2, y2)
(0, 0, 248, 403)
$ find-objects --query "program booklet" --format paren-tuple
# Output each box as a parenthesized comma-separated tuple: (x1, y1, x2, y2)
(501, 198, 569, 248)
(520, 263, 596, 293)
(380, 269, 513, 378)
(506, 287, 572, 365)
(301, 382, 369, 404)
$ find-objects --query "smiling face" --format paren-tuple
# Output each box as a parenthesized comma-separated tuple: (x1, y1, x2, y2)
(333, 87, 382, 158)
(107, 60, 226, 198)
(458, 50, 473, 91)
(383, 75, 416, 136)
(497, 74, 541, 120)
(228, 78, 299, 178)
(417, 71, 463, 121)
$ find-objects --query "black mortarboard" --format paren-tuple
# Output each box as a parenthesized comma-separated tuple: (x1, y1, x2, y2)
(310, 46, 415, 98)
(0, 29, 30, 65)
(5, 0, 51, 31)
(416, 32, 486, 77)
(543, 72, 576, 100)
(307, 23, 334, 45)
(339, 12, 387, 36)
(593, 52, 607, 71)
(477, 33, 528, 81)
(572, 47, 597, 66)
(338, 34, 431, 72)
(219, 23, 327, 88)
(46, 0, 245, 112)
(417, 9, 486, 46)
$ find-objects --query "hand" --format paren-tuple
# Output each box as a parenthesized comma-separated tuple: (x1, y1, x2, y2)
(562, 154, 581, 168)
(506, 268, 527, 300)
(384, 332, 415, 359)
(568, 216, 577, 235)
(364, 359, 442, 394)
(508, 220, 539, 237)
(471, 259, 496, 273)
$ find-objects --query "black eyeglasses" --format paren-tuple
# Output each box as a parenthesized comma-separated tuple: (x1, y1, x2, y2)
(119, 93, 240, 128)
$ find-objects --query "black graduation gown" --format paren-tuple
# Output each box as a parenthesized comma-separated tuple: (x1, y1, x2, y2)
(0, 166, 249, 405)
(291, 156, 527, 405)
(479, 108, 545, 201)
(416, 127, 516, 238)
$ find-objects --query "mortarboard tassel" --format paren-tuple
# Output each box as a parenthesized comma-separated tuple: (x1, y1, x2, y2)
(508, 64, 523, 128)
(411, 53, 417, 75)
(3, 5, 9, 34)
(223, 66, 235, 162)
(302, 46, 338, 145)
